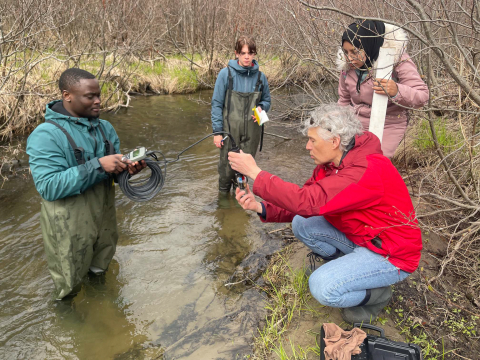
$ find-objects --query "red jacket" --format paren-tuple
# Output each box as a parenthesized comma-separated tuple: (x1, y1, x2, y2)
(253, 131, 422, 273)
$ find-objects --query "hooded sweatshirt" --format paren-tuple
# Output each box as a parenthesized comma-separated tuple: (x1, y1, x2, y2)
(211, 59, 271, 133)
(252, 131, 422, 273)
(26, 100, 120, 202)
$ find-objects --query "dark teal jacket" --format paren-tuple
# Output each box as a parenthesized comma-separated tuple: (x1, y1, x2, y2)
(211, 59, 271, 132)
(26, 100, 120, 201)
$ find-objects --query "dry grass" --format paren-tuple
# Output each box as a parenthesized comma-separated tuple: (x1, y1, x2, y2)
(0, 52, 325, 141)
(0, 55, 208, 139)
(392, 105, 480, 295)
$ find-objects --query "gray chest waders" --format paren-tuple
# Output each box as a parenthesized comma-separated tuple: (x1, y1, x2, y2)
(41, 121, 118, 299)
(218, 67, 264, 192)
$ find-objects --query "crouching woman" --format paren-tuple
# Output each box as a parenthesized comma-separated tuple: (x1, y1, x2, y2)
(228, 103, 422, 323)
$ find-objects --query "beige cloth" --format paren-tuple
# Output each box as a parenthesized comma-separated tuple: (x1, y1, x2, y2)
(323, 323, 367, 360)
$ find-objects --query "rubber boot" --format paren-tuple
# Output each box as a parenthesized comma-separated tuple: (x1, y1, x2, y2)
(89, 265, 105, 275)
(341, 286, 393, 324)
(56, 283, 82, 301)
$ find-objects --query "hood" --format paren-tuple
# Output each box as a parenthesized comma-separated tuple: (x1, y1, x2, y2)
(228, 59, 260, 74)
(341, 131, 383, 167)
(45, 100, 100, 127)
(336, 23, 408, 73)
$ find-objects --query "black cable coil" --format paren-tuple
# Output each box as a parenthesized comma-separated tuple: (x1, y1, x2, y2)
(117, 158, 165, 202)
(116, 132, 237, 202)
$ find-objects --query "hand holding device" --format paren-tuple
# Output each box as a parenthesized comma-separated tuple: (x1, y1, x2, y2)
(118, 131, 244, 202)
(235, 185, 262, 212)
(229, 146, 247, 190)
(252, 106, 269, 125)
(123, 146, 147, 162)
(228, 150, 262, 182)
(99, 154, 128, 174)
(121, 147, 148, 175)
(213, 135, 224, 148)
(127, 160, 147, 175)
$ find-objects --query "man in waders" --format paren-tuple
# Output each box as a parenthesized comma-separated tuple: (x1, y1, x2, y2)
(27, 68, 145, 300)
(211, 35, 271, 192)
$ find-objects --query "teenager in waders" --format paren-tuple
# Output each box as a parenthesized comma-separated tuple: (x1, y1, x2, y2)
(211, 35, 271, 192)
(26, 69, 146, 300)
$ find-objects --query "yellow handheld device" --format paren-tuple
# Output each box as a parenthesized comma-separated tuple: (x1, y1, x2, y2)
(252, 107, 269, 125)
(252, 107, 261, 124)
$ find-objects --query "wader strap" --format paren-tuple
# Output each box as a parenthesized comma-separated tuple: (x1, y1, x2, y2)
(255, 71, 265, 152)
(45, 120, 85, 165)
(225, 66, 234, 134)
(97, 123, 115, 156)
(96, 122, 116, 182)
(254, 71, 263, 92)
(259, 125, 264, 152)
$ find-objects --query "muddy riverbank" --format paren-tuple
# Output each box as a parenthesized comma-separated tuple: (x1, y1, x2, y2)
(251, 188, 480, 360)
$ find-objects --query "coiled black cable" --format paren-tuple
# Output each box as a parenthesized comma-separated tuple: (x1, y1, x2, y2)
(117, 132, 236, 202)
(117, 158, 165, 202)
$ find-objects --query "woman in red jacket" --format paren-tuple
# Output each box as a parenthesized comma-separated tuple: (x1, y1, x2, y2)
(228, 103, 422, 323)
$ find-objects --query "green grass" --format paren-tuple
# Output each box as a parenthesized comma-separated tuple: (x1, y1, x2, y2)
(414, 118, 462, 151)
(100, 81, 117, 97)
(273, 338, 309, 360)
(390, 290, 476, 360)
(253, 247, 317, 358)
(99, 80, 123, 107)
(167, 66, 198, 89)
(393, 311, 443, 360)
(40, 71, 50, 81)
(129, 61, 165, 75)
(291, 267, 309, 301)
(82, 59, 104, 68)
(1, 49, 323, 139)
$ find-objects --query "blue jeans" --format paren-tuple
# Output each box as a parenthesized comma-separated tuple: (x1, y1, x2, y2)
(292, 215, 410, 308)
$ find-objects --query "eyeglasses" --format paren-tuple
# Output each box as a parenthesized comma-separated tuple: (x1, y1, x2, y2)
(342, 48, 364, 60)
(239, 51, 256, 56)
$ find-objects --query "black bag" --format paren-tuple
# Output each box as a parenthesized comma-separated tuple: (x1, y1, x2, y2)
(319, 323, 422, 360)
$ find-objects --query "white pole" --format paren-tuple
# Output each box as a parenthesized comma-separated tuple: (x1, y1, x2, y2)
(368, 47, 397, 142)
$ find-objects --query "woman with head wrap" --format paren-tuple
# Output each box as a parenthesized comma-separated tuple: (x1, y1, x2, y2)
(337, 20, 429, 158)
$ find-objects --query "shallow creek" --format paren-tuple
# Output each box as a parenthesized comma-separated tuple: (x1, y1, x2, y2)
(0, 93, 313, 359)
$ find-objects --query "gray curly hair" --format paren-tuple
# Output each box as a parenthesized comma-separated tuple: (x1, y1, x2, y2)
(301, 103, 363, 151)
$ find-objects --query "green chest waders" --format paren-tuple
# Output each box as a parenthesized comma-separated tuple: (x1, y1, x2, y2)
(40, 121, 118, 299)
(218, 68, 264, 192)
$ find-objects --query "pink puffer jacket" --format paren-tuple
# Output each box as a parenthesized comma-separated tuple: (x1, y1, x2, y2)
(337, 24, 429, 158)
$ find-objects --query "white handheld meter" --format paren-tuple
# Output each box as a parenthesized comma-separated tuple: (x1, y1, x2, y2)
(125, 147, 147, 162)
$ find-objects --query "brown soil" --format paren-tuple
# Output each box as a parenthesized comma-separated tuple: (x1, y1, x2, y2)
(389, 230, 480, 359)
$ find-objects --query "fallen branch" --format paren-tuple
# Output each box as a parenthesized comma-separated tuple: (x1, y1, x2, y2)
(418, 193, 479, 210)
(224, 278, 248, 287)
(264, 132, 291, 140)
(268, 226, 290, 234)
(452, 351, 473, 360)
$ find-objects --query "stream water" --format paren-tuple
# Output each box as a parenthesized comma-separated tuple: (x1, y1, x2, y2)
(0, 93, 313, 359)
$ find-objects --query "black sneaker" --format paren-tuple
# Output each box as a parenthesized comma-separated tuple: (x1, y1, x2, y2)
(306, 249, 343, 272)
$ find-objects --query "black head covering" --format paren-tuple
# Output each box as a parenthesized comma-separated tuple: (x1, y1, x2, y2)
(342, 20, 386, 92)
